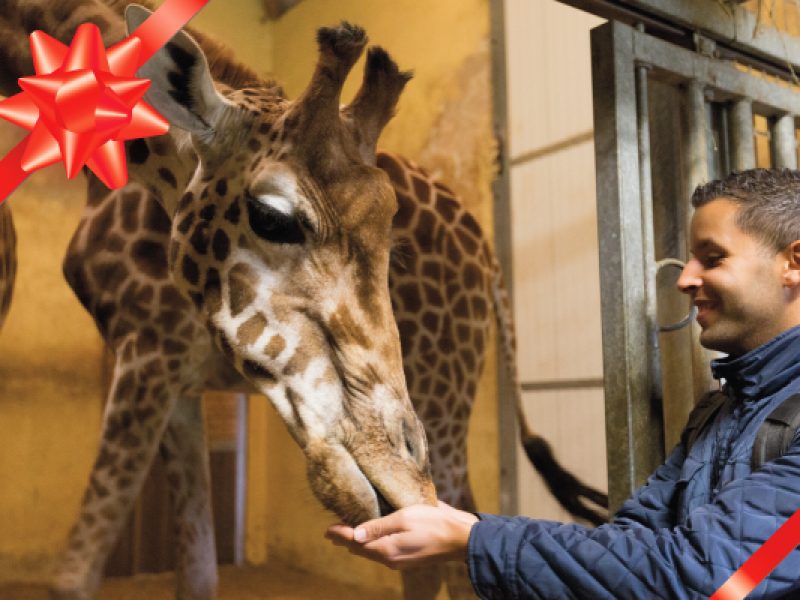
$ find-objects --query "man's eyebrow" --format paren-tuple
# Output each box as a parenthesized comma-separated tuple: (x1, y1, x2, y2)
(690, 239, 726, 254)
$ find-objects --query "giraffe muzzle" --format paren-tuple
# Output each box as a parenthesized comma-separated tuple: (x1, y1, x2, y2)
(372, 484, 396, 517)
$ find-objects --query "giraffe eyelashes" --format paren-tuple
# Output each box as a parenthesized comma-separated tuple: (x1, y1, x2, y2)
(245, 194, 309, 245)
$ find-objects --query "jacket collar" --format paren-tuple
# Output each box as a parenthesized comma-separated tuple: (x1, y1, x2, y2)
(711, 325, 800, 401)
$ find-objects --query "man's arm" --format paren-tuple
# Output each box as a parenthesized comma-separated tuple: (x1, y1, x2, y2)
(328, 442, 800, 599)
(468, 444, 800, 599)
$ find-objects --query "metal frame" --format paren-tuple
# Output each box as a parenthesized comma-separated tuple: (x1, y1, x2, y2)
(490, 0, 517, 516)
(561, 0, 800, 81)
(592, 19, 800, 511)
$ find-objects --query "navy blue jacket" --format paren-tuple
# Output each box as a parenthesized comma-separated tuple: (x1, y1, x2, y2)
(468, 325, 800, 599)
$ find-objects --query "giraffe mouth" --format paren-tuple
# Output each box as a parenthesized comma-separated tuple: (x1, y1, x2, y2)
(372, 484, 395, 517)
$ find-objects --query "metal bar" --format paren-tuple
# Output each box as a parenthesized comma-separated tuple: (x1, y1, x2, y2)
(772, 114, 798, 169)
(683, 80, 718, 404)
(556, 0, 688, 40)
(684, 81, 708, 215)
(556, 0, 800, 84)
(631, 29, 800, 117)
(624, 0, 800, 76)
(489, 0, 517, 517)
(592, 21, 661, 513)
(586, 0, 800, 76)
(730, 98, 756, 171)
(234, 393, 247, 565)
(636, 63, 663, 426)
(521, 378, 604, 392)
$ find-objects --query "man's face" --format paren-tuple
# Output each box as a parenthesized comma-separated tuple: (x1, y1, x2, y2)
(677, 197, 790, 356)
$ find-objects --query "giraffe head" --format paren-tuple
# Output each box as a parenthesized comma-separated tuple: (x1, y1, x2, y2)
(125, 7, 435, 524)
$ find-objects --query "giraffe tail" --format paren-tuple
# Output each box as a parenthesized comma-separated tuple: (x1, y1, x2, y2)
(488, 252, 609, 526)
(0, 201, 17, 331)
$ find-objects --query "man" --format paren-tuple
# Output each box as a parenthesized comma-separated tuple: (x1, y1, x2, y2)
(326, 168, 800, 598)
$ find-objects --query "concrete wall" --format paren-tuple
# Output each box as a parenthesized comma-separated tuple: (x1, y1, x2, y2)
(0, 129, 104, 580)
(0, 0, 499, 594)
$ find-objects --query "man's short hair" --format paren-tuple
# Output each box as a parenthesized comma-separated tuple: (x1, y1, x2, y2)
(692, 168, 800, 250)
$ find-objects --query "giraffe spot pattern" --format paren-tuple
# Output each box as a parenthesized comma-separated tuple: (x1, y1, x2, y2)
(189, 223, 210, 255)
(215, 179, 228, 197)
(204, 268, 222, 314)
(130, 240, 168, 279)
(228, 263, 258, 317)
(237, 312, 267, 346)
(264, 334, 286, 359)
(182, 255, 200, 286)
(158, 168, 178, 189)
(212, 228, 230, 261)
(224, 199, 241, 224)
(128, 139, 150, 164)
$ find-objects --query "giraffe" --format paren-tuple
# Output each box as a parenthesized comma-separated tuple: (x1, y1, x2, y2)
(0, 2, 607, 599)
(382, 151, 607, 524)
(381, 151, 607, 599)
(1, 2, 439, 598)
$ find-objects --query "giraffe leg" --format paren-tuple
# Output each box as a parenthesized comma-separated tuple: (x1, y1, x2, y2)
(50, 338, 178, 599)
(433, 426, 479, 600)
(159, 396, 218, 600)
(401, 566, 443, 600)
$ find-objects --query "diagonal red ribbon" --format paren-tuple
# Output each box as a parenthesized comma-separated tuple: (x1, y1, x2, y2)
(710, 508, 800, 599)
(0, 0, 210, 204)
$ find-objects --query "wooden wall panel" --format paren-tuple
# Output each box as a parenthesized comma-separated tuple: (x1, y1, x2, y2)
(504, 0, 603, 158)
(505, 0, 606, 522)
(517, 389, 607, 521)
(510, 141, 603, 383)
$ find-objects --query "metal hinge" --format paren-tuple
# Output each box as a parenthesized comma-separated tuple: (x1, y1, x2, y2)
(693, 32, 717, 58)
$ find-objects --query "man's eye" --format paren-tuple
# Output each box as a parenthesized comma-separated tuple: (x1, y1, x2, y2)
(703, 255, 723, 267)
(246, 196, 306, 244)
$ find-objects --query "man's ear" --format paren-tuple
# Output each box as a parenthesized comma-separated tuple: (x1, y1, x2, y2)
(125, 4, 229, 139)
(783, 240, 800, 287)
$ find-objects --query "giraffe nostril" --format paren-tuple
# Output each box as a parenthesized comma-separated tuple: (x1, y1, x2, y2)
(372, 485, 395, 517)
(405, 435, 415, 458)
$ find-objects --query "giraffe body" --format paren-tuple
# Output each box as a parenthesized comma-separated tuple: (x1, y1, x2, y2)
(0, 3, 605, 599)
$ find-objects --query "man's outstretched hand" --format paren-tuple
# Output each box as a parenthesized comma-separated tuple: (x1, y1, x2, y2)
(325, 501, 479, 570)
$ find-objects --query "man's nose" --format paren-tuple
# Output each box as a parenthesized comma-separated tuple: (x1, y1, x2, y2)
(676, 258, 701, 294)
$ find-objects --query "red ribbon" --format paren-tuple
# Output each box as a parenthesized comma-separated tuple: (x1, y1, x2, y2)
(0, 0, 210, 203)
(710, 508, 800, 599)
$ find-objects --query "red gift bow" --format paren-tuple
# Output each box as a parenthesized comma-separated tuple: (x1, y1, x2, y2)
(0, 0, 209, 203)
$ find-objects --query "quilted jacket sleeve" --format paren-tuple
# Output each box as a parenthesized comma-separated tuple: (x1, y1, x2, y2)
(467, 439, 800, 600)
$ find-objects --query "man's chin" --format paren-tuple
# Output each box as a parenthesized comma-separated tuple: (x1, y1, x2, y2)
(699, 327, 738, 355)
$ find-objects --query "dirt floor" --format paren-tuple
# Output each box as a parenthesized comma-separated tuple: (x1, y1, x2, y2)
(0, 562, 403, 600)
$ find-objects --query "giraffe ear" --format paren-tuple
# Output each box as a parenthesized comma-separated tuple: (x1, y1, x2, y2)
(124, 4, 228, 140)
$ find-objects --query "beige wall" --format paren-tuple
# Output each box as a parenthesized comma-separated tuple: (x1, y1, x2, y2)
(0, 0, 499, 594)
(504, 0, 608, 522)
(0, 128, 104, 579)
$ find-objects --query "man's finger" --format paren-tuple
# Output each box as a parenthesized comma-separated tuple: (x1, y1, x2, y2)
(353, 511, 407, 543)
(325, 523, 355, 542)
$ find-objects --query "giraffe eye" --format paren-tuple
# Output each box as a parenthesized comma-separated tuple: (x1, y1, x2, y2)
(245, 195, 306, 245)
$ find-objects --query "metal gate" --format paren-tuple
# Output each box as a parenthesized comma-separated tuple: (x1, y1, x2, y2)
(591, 19, 800, 511)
